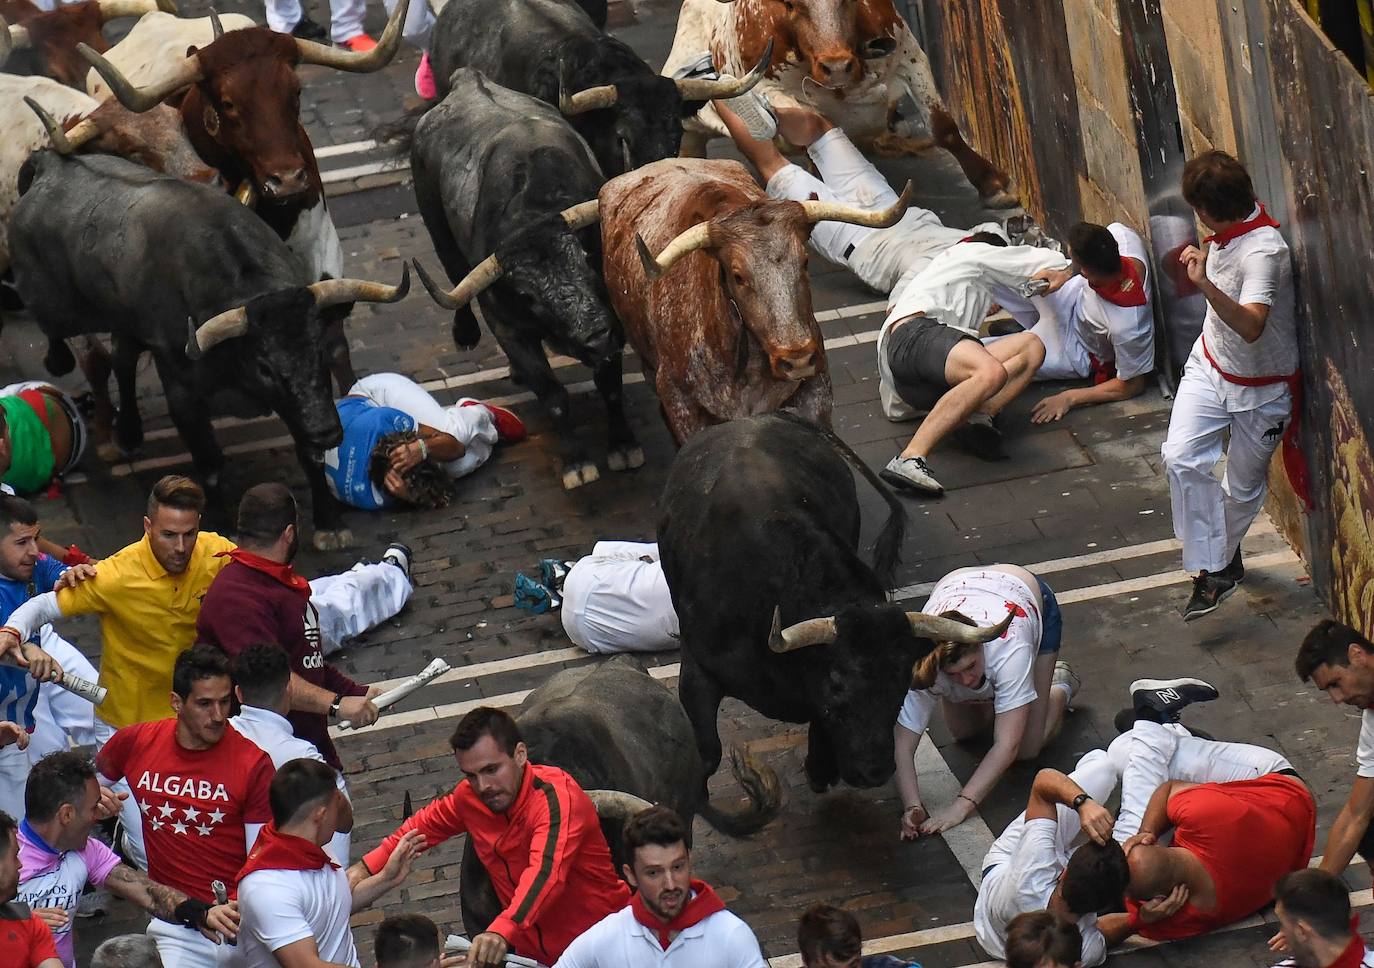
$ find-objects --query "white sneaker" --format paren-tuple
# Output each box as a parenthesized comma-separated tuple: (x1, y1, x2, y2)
(719, 75, 777, 140)
(880, 455, 943, 496)
(1053, 660, 1081, 706)
(380, 542, 412, 584)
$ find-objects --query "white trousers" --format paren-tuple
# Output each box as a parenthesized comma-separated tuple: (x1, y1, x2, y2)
(147, 918, 240, 968)
(309, 561, 413, 657)
(380, 0, 438, 49)
(347, 373, 497, 479)
(265, 0, 365, 44)
(560, 542, 679, 655)
(1106, 720, 1291, 842)
(1161, 360, 1290, 573)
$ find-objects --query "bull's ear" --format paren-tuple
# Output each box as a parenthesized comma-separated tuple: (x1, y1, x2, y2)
(678, 97, 708, 120)
(186, 44, 198, 57)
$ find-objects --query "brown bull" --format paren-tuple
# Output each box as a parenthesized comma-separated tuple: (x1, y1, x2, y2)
(600, 157, 908, 444)
(0, 0, 171, 88)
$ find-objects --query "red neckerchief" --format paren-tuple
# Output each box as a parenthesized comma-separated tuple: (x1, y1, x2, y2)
(1203, 203, 1280, 249)
(218, 549, 311, 599)
(1091, 258, 1147, 307)
(1327, 925, 1366, 968)
(235, 823, 337, 885)
(1200, 334, 1311, 510)
(1087, 353, 1117, 386)
(630, 880, 726, 950)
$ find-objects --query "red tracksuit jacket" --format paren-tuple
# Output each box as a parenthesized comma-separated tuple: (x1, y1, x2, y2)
(363, 763, 630, 964)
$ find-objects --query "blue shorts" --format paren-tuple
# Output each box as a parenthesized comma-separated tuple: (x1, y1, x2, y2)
(1036, 577, 1062, 655)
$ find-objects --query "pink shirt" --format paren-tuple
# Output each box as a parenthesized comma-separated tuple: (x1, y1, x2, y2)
(17, 821, 122, 968)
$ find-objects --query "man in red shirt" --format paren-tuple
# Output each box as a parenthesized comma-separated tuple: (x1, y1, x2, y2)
(1097, 771, 1316, 944)
(349, 707, 630, 967)
(0, 809, 61, 968)
(96, 644, 274, 968)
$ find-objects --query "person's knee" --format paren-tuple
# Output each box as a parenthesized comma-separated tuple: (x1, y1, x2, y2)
(1161, 435, 1208, 475)
(1025, 334, 1047, 370)
(967, 356, 1008, 398)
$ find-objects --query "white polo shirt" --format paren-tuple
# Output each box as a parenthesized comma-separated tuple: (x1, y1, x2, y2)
(1075, 223, 1156, 381)
(1355, 709, 1374, 778)
(239, 864, 358, 968)
(552, 904, 767, 968)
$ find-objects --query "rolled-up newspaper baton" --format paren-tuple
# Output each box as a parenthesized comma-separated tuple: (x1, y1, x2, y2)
(211, 879, 238, 946)
(0, 654, 106, 705)
(445, 935, 545, 968)
(338, 657, 451, 730)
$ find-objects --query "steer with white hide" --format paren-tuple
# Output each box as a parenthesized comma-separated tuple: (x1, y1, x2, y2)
(8, 151, 410, 548)
(658, 412, 1011, 796)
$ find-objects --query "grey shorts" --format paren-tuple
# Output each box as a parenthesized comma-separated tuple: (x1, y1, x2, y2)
(886, 316, 975, 412)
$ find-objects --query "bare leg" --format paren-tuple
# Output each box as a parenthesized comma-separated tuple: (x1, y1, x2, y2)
(978, 331, 1045, 417)
(1017, 652, 1069, 759)
(899, 337, 1007, 459)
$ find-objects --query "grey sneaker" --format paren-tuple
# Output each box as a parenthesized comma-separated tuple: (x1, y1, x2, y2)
(1052, 660, 1081, 706)
(672, 52, 718, 80)
(381, 542, 412, 584)
(880, 455, 944, 496)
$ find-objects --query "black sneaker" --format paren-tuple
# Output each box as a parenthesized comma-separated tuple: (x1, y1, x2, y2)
(951, 412, 1007, 461)
(987, 318, 1024, 337)
(1129, 677, 1220, 722)
(290, 16, 328, 40)
(1181, 570, 1237, 620)
(1218, 547, 1245, 584)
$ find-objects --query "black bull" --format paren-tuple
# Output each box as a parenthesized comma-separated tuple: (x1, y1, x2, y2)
(8, 151, 403, 542)
(658, 413, 1008, 793)
(459, 661, 781, 937)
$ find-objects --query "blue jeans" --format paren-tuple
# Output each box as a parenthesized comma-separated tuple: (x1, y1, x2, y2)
(1036, 577, 1062, 655)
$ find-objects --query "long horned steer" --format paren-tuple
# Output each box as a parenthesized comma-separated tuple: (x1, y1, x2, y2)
(0, 0, 175, 88)
(599, 157, 909, 445)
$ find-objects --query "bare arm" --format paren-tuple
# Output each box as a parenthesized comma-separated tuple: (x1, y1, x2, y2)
(416, 423, 463, 461)
(1320, 775, 1374, 875)
(961, 704, 1030, 805)
(1138, 779, 1196, 838)
(350, 830, 422, 911)
(103, 864, 240, 943)
(1096, 913, 1136, 945)
(1025, 768, 1114, 844)
(1178, 245, 1269, 342)
(272, 937, 355, 968)
(893, 723, 926, 839)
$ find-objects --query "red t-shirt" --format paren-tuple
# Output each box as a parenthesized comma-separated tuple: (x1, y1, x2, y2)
(1126, 774, 1316, 940)
(96, 718, 275, 903)
(0, 904, 60, 967)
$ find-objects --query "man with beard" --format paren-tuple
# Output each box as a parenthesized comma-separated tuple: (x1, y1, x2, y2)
(553, 806, 766, 968)
(349, 707, 629, 968)
(197, 483, 412, 770)
(0, 808, 61, 968)
(1271, 869, 1371, 968)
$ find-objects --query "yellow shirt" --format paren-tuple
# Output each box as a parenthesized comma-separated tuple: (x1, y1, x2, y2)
(57, 530, 236, 729)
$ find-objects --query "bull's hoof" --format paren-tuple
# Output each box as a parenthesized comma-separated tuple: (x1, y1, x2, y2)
(872, 132, 934, 157)
(606, 445, 644, 472)
(44, 340, 76, 376)
(561, 461, 601, 490)
(980, 188, 1021, 210)
(312, 528, 355, 552)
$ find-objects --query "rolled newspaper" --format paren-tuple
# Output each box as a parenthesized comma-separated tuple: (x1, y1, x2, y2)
(445, 935, 544, 968)
(338, 657, 451, 730)
(0, 654, 106, 705)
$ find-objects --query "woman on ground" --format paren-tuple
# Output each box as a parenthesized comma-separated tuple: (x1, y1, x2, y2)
(894, 563, 1079, 839)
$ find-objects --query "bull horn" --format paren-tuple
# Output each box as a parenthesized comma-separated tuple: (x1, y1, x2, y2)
(96, 0, 176, 21)
(207, 6, 224, 39)
(307, 263, 411, 309)
(80, 42, 202, 113)
(905, 610, 1013, 644)
(585, 790, 653, 822)
(412, 255, 501, 312)
(560, 199, 600, 231)
(1, 17, 14, 69)
(674, 38, 773, 101)
(23, 97, 101, 155)
(294, 0, 407, 72)
(186, 308, 248, 359)
(767, 606, 838, 653)
(635, 222, 712, 281)
(559, 79, 618, 116)
(802, 179, 913, 229)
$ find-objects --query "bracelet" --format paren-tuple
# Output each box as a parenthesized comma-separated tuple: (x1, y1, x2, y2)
(0, 626, 22, 641)
(957, 793, 979, 808)
(417, 438, 429, 460)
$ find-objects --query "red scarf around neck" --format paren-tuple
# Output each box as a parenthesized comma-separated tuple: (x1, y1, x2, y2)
(1091, 257, 1147, 307)
(1328, 923, 1366, 968)
(236, 822, 337, 885)
(219, 548, 311, 598)
(1203, 203, 1280, 249)
(630, 880, 726, 950)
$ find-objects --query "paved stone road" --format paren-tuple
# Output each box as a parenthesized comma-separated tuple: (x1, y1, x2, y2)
(1, 1, 1367, 966)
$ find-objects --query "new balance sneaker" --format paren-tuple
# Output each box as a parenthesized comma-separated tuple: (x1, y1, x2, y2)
(880, 455, 944, 496)
(1129, 677, 1219, 722)
(290, 16, 327, 40)
(952, 411, 1007, 462)
(539, 558, 573, 594)
(1113, 706, 1215, 739)
(462, 399, 528, 443)
(1052, 660, 1081, 706)
(337, 33, 377, 52)
(381, 542, 412, 584)
(414, 51, 437, 100)
(514, 572, 560, 614)
(1181, 570, 1237, 620)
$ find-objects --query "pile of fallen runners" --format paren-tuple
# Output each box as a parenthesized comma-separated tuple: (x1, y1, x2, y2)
(0, 0, 1364, 965)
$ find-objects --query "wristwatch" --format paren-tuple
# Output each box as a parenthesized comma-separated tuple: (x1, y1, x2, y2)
(1071, 793, 1093, 811)
(329, 694, 344, 718)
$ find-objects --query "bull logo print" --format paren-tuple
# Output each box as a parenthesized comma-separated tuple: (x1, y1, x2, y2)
(1263, 422, 1286, 441)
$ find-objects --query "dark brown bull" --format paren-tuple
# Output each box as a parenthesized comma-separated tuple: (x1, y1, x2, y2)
(599, 157, 908, 444)
(0, 0, 172, 88)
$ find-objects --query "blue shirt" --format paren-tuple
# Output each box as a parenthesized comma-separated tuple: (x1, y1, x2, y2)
(323, 398, 415, 510)
(0, 554, 65, 729)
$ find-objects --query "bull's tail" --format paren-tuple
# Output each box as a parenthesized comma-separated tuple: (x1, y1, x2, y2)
(777, 410, 906, 586)
(370, 101, 435, 158)
(698, 746, 783, 836)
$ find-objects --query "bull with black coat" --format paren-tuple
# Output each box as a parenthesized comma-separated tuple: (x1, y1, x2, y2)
(658, 413, 1010, 795)
(426, 0, 767, 178)
(8, 151, 409, 548)
(410, 68, 639, 488)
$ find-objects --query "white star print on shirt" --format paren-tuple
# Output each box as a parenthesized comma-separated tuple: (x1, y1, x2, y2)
(150, 818, 164, 832)
(183, 806, 201, 822)
(172, 822, 188, 836)
(158, 802, 176, 818)
(197, 825, 213, 837)
(208, 809, 225, 824)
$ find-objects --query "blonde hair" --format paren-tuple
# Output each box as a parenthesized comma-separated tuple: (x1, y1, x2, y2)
(910, 611, 980, 689)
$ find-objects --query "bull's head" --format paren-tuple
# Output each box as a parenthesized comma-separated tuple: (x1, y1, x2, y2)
(636, 180, 911, 382)
(558, 40, 772, 176)
(25, 95, 219, 186)
(765, 604, 1011, 789)
(78, 0, 406, 198)
(767, 0, 894, 89)
(413, 200, 621, 366)
(0, 0, 175, 87)
(183, 267, 410, 452)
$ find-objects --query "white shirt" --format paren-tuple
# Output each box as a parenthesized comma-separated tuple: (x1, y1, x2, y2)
(1197, 206, 1297, 409)
(974, 817, 1107, 967)
(1074, 223, 1156, 381)
(229, 705, 352, 865)
(897, 569, 1042, 735)
(561, 541, 679, 654)
(1356, 709, 1374, 778)
(553, 904, 767, 968)
(239, 864, 359, 968)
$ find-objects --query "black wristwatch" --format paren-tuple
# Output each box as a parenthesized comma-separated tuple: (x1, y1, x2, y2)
(1071, 793, 1093, 811)
(329, 694, 344, 718)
